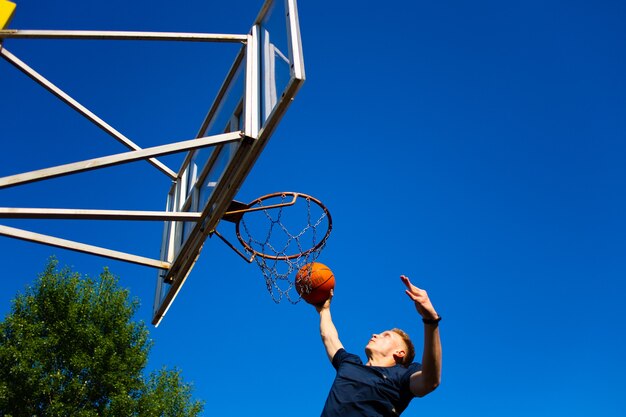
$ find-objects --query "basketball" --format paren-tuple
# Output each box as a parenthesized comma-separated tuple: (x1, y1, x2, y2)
(295, 262, 335, 305)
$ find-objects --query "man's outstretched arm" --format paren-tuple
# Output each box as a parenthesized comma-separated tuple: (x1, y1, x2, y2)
(316, 290, 344, 363)
(401, 275, 442, 397)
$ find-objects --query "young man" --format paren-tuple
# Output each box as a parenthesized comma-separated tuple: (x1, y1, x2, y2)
(315, 275, 442, 417)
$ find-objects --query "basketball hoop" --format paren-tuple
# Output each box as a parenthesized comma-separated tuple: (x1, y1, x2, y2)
(214, 192, 332, 303)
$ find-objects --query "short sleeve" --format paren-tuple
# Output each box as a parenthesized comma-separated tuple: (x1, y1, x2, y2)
(400, 362, 423, 393)
(331, 348, 362, 370)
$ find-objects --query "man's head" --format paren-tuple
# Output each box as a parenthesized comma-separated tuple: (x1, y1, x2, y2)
(365, 328, 415, 367)
(390, 328, 415, 366)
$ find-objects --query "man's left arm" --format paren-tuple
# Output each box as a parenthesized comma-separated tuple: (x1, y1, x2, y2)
(401, 275, 442, 398)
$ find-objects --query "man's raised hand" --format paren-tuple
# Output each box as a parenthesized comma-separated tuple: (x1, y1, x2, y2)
(401, 275, 439, 320)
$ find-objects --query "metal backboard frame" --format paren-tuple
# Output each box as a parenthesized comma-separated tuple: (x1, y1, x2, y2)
(153, 0, 306, 325)
(0, 0, 306, 327)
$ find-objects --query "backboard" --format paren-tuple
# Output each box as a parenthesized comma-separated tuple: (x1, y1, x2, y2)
(152, 0, 306, 325)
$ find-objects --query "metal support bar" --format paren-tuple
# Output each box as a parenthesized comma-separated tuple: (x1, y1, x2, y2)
(0, 224, 170, 269)
(223, 193, 300, 217)
(0, 30, 248, 43)
(0, 208, 202, 221)
(212, 229, 254, 263)
(0, 47, 177, 179)
(0, 131, 244, 189)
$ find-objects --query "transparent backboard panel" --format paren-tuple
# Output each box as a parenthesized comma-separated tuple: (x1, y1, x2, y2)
(154, 0, 305, 325)
(259, 0, 305, 130)
(155, 54, 245, 281)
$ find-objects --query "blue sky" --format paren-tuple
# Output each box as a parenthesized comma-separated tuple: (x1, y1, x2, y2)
(1, 0, 625, 416)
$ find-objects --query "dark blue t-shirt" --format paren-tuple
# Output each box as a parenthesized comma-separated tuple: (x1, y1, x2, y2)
(320, 348, 422, 417)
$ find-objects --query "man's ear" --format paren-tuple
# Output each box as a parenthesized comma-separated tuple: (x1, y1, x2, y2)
(393, 349, 406, 361)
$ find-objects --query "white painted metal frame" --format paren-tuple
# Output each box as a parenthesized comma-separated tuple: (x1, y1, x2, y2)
(0, 30, 248, 42)
(0, 27, 249, 275)
(152, 0, 305, 325)
(151, 32, 260, 326)
(255, 0, 306, 141)
(0, 132, 244, 266)
(0, 0, 307, 327)
(0, 132, 243, 189)
(0, 224, 170, 269)
(149, 0, 307, 326)
(0, 47, 176, 178)
(0, 208, 203, 221)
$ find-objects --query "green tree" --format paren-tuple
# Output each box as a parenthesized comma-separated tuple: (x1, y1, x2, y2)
(0, 259, 203, 417)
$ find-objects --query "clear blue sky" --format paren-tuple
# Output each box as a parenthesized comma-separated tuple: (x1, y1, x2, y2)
(1, 0, 625, 416)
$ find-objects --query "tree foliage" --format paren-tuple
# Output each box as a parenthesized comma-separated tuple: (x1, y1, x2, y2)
(0, 259, 203, 416)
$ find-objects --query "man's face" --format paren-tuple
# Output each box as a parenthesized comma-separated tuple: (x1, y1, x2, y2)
(365, 330, 406, 358)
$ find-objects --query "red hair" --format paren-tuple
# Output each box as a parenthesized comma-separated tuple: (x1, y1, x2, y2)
(391, 328, 415, 366)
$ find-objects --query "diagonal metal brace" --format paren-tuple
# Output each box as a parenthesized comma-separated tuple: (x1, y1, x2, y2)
(0, 131, 243, 189)
(0, 224, 170, 269)
(0, 47, 177, 179)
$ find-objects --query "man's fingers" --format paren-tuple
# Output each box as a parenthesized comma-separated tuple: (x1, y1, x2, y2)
(400, 275, 412, 288)
(405, 289, 418, 301)
(401, 275, 422, 292)
(402, 276, 438, 319)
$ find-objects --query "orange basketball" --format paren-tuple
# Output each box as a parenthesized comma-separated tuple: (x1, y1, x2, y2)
(295, 262, 335, 305)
